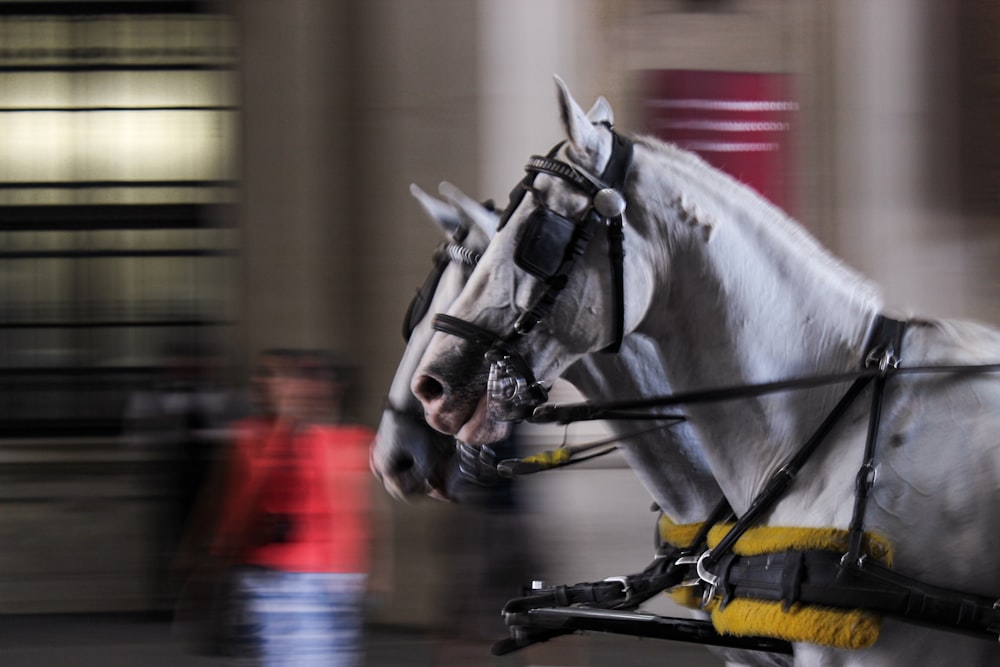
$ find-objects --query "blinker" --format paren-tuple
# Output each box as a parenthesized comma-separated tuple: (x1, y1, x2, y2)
(515, 207, 578, 280)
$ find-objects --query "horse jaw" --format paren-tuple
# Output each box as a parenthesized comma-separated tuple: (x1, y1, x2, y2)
(459, 391, 513, 445)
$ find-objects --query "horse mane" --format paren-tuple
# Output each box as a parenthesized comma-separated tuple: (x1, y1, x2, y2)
(628, 131, 884, 316)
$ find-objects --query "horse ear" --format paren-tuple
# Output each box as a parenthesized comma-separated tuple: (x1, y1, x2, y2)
(554, 75, 609, 169)
(586, 96, 614, 125)
(409, 183, 461, 238)
(438, 181, 499, 240)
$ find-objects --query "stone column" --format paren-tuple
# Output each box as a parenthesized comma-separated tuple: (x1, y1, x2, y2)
(238, 0, 356, 358)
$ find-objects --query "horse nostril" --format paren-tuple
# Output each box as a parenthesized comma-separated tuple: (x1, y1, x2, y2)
(389, 451, 415, 476)
(413, 374, 444, 402)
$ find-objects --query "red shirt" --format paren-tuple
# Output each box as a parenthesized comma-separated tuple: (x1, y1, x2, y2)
(216, 419, 374, 573)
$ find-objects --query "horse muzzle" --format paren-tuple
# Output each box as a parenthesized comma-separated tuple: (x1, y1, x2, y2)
(427, 313, 549, 423)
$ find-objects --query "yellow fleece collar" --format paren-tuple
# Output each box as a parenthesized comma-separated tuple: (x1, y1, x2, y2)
(657, 514, 893, 649)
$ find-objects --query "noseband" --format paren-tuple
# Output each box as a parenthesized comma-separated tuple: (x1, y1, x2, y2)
(432, 127, 634, 420)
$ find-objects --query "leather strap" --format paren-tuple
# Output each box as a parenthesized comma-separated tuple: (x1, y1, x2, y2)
(844, 315, 908, 566)
(717, 549, 1000, 639)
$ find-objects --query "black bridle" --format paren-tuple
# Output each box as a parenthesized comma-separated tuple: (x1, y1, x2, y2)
(492, 314, 1000, 651)
(432, 126, 634, 421)
(419, 134, 1000, 645)
(400, 149, 1000, 649)
(402, 223, 483, 342)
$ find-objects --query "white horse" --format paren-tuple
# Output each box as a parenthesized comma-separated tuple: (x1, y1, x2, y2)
(410, 77, 1000, 666)
(373, 181, 793, 667)
(373, 181, 497, 501)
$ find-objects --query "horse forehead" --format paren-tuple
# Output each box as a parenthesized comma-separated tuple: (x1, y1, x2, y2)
(535, 173, 592, 214)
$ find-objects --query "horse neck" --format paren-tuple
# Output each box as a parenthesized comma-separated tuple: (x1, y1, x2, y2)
(563, 340, 724, 524)
(634, 143, 884, 511)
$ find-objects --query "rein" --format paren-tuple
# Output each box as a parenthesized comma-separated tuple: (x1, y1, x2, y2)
(495, 314, 1000, 647)
(451, 421, 685, 490)
(528, 361, 1000, 425)
(422, 126, 1000, 647)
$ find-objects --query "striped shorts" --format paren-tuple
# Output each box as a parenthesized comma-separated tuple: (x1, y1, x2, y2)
(226, 566, 366, 667)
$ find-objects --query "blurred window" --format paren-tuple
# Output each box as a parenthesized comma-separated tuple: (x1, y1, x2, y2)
(0, 3, 239, 437)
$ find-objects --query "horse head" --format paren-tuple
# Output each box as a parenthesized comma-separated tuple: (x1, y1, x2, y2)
(372, 182, 497, 500)
(412, 77, 656, 446)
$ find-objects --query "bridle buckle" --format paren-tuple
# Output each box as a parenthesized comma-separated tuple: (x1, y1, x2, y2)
(486, 350, 549, 422)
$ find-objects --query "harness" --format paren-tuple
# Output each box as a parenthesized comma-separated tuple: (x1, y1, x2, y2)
(426, 126, 1000, 653)
(402, 221, 483, 342)
(433, 126, 633, 421)
(488, 315, 1000, 655)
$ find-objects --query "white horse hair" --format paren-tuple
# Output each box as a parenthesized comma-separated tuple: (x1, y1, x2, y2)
(410, 77, 1000, 666)
(372, 182, 496, 500)
(372, 179, 791, 667)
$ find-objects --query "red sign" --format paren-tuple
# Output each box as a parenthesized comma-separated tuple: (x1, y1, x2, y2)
(643, 70, 798, 213)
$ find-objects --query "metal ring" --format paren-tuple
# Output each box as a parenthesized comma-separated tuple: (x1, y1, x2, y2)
(696, 550, 720, 588)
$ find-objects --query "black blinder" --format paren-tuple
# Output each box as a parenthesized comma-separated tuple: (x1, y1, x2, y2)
(402, 252, 448, 341)
(514, 207, 578, 280)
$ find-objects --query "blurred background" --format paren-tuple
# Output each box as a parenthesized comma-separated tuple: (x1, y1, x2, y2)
(1, 0, 999, 664)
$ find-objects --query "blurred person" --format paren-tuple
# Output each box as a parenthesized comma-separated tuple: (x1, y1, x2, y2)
(207, 349, 375, 666)
(172, 349, 283, 654)
(122, 340, 241, 612)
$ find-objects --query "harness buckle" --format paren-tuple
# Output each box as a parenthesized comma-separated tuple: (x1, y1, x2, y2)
(603, 576, 631, 600)
(696, 550, 720, 607)
(594, 188, 626, 218)
(486, 351, 548, 422)
(670, 554, 704, 589)
(674, 554, 700, 567)
(865, 346, 900, 374)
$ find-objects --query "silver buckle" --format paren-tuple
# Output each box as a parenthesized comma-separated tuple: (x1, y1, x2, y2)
(695, 550, 720, 607)
(672, 554, 704, 589)
(865, 346, 900, 374)
(603, 576, 631, 601)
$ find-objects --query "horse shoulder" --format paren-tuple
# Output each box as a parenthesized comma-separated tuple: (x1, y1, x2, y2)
(846, 317, 1000, 590)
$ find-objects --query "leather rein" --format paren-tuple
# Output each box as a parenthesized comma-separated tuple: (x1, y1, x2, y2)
(494, 315, 1000, 650)
(424, 128, 1000, 646)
